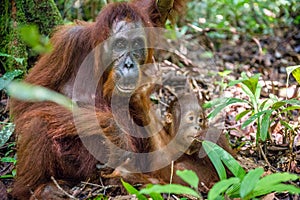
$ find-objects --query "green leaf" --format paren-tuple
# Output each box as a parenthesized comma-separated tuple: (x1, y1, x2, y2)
(272, 101, 287, 110)
(252, 184, 300, 197)
(240, 168, 264, 198)
(202, 141, 227, 180)
(19, 25, 52, 54)
(0, 123, 15, 147)
(121, 179, 147, 200)
(286, 65, 300, 84)
(218, 70, 232, 77)
(203, 98, 227, 109)
(176, 170, 199, 189)
(241, 110, 269, 129)
(0, 70, 23, 90)
(281, 105, 300, 112)
(207, 98, 247, 119)
(149, 192, 164, 200)
(252, 172, 300, 197)
(241, 83, 257, 109)
(203, 141, 246, 179)
(259, 99, 272, 111)
(0, 53, 24, 65)
(260, 110, 272, 141)
(208, 177, 240, 200)
(140, 184, 200, 198)
(292, 67, 300, 84)
(242, 73, 260, 95)
(235, 109, 251, 121)
(1, 157, 17, 165)
(279, 120, 293, 131)
(7, 81, 76, 111)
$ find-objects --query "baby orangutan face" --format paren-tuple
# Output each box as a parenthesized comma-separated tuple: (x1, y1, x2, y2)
(167, 94, 207, 155)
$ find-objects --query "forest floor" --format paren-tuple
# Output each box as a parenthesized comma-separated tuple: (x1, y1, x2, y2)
(0, 26, 299, 199)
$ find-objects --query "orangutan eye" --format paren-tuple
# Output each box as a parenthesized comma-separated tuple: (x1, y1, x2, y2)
(132, 37, 145, 49)
(114, 38, 128, 51)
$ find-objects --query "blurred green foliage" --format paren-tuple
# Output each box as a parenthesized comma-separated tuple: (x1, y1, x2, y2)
(185, 0, 300, 38)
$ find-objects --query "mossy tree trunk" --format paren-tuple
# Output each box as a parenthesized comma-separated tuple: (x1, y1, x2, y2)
(0, 0, 62, 74)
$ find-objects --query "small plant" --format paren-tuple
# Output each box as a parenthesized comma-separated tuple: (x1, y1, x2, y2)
(0, 142, 17, 179)
(122, 169, 201, 200)
(204, 72, 300, 146)
(204, 141, 300, 200)
(122, 140, 300, 199)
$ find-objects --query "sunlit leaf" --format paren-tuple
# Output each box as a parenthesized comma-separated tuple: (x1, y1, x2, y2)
(260, 110, 272, 141)
(286, 65, 300, 85)
(203, 141, 246, 179)
(0, 123, 15, 147)
(140, 184, 200, 198)
(208, 177, 240, 200)
(0, 70, 23, 90)
(7, 81, 75, 111)
(241, 110, 269, 129)
(176, 170, 199, 189)
(121, 179, 147, 200)
(240, 168, 264, 198)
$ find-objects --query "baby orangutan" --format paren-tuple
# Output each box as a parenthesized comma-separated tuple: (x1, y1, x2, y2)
(151, 93, 235, 192)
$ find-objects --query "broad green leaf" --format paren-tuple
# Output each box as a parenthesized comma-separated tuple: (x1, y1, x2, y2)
(207, 98, 247, 119)
(235, 109, 251, 121)
(253, 172, 300, 197)
(240, 168, 264, 198)
(252, 184, 300, 197)
(286, 65, 300, 84)
(260, 110, 272, 141)
(202, 141, 227, 180)
(203, 141, 246, 179)
(254, 81, 262, 102)
(272, 99, 300, 111)
(292, 67, 300, 84)
(1, 157, 17, 165)
(282, 99, 300, 104)
(255, 172, 299, 187)
(121, 179, 147, 200)
(7, 81, 76, 111)
(279, 120, 293, 131)
(241, 83, 257, 110)
(0, 123, 15, 147)
(203, 98, 227, 108)
(259, 99, 273, 111)
(241, 110, 269, 129)
(176, 170, 199, 189)
(281, 105, 300, 112)
(208, 177, 240, 200)
(140, 184, 200, 198)
(19, 25, 52, 54)
(272, 101, 287, 110)
(149, 193, 164, 200)
(242, 73, 260, 95)
(0, 70, 23, 90)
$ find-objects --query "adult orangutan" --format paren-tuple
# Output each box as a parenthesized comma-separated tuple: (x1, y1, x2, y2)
(10, 0, 187, 199)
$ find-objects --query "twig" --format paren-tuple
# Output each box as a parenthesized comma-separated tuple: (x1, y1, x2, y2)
(51, 176, 77, 200)
(168, 160, 175, 200)
(258, 145, 271, 167)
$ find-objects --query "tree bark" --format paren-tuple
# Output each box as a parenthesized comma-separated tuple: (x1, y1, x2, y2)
(0, 0, 62, 73)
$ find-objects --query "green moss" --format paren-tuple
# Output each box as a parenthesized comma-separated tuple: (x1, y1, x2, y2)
(20, 0, 63, 36)
(0, 0, 63, 73)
